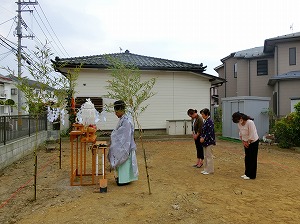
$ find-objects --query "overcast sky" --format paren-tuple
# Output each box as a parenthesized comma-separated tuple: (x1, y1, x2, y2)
(0, 0, 299, 76)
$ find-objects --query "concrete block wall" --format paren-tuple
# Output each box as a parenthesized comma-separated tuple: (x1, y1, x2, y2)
(0, 130, 47, 170)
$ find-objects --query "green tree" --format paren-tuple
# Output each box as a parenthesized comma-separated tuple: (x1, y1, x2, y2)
(104, 56, 156, 194)
(2, 42, 77, 200)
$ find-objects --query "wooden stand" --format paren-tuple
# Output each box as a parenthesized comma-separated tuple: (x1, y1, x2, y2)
(70, 130, 82, 185)
(91, 141, 108, 189)
(70, 124, 96, 186)
(70, 124, 107, 186)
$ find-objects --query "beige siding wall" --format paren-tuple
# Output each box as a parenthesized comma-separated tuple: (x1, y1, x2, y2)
(249, 58, 274, 98)
(236, 59, 249, 96)
(278, 80, 300, 116)
(277, 41, 300, 74)
(216, 66, 225, 100)
(71, 69, 211, 130)
(224, 57, 238, 97)
(220, 57, 274, 97)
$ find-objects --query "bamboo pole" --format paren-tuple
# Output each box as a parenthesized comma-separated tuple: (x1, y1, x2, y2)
(33, 115, 38, 201)
(59, 132, 62, 169)
(134, 113, 151, 195)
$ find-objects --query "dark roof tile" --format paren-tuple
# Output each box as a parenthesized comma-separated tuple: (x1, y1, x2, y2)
(264, 32, 300, 53)
(268, 71, 300, 86)
(53, 51, 207, 72)
(53, 51, 227, 85)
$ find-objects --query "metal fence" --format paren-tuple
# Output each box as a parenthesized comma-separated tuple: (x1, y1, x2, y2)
(0, 114, 47, 145)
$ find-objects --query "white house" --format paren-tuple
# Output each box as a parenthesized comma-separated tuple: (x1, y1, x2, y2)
(0, 75, 18, 115)
(0, 75, 57, 116)
(53, 50, 225, 132)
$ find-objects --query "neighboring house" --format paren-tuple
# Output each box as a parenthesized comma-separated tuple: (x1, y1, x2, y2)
(53, 50, 225, 131)
(9, 75, 56, 114)
(4, 75, 56, 115)
(0, 75, 18, 115)
(215, 32, 300, 116)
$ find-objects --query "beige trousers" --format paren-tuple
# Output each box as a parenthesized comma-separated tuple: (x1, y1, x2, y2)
(203, 145, 214, 173)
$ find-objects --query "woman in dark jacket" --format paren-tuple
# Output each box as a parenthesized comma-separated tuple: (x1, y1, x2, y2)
(200, 108, 216, 175)
(187, 109, 204, 168)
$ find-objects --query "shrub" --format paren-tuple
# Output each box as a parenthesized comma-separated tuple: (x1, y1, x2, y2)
(213, 107, 222, 134)
(4, 99, 15, 105)
(273, 118, 294, 148)
(273, 102, 300, 148)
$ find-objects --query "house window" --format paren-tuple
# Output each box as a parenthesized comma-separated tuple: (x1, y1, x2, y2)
(289, 47, 296, 65)
(291, 98, 300, 112)
(11, 88, 17, 95)
(257, 60, 268, 76)
(233, 63, 237, 78)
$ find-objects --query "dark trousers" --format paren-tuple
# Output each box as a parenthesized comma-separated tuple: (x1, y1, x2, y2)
(195, 136, 204, 160)
(244, 139, 259, 179)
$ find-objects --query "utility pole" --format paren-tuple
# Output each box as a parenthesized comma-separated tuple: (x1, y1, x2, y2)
(16, 0, 38, 116)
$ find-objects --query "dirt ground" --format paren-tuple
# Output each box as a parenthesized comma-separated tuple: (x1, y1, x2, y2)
(0, 137, 300, 224)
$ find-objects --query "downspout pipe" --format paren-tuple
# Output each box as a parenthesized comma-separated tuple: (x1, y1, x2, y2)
(278, 82, 280, 116)
(275, 46, 279, 116)
(224, 63, 227, 97)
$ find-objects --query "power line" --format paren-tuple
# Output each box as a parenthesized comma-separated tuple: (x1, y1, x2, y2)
(18, 18, 45, 48)
(0, 41, 13, 52)
(0, 3, 49, 74)
(0, 50, 13, 62)
(0, 5, 15, 15)
(6, 17, 16, 38)
(37, 4, 69, 57)
(0, 35, 36, 68)
(21, 46, 51, 68)
(1, 32, 54, 77)
(0, 17, 15, 26)
(0, 50, 12, 56)
(0, 40, 11, 51)
(20, 50, 44, 72)
(0, 34, 44, 72)
(1, 1, 66, 77)
(32, 5, 67, 57)
(0, 35, 18, 52)
(30, 10, 61, 57)
(1, 2, 69, 61)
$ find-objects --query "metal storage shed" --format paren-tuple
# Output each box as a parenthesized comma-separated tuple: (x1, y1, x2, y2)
(222, 96, 270, 139)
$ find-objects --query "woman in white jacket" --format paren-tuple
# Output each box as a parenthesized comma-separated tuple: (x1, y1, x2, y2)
(232, 112, 259, 180)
